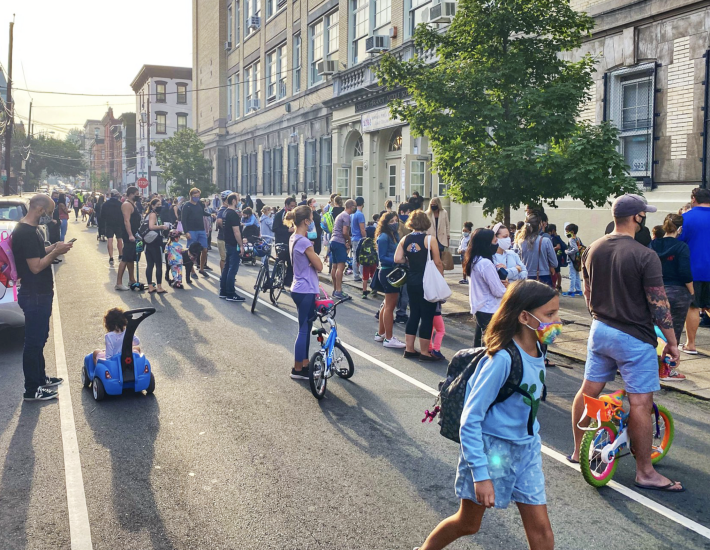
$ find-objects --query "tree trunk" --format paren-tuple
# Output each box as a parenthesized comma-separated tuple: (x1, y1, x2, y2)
(504, 203, 510, 226)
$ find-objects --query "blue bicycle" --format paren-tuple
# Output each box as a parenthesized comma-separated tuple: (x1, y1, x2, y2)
(309, 295, 354, 399)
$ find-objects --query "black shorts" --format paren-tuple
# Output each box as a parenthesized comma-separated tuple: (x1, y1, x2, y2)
(122, 241, 137, 262)
(692, 281, 710, 309)
(105, 224, 124, 239)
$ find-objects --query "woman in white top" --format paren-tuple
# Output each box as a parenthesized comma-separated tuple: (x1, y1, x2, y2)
(465, 228, 507, 347)
(492, 222, 528, 282)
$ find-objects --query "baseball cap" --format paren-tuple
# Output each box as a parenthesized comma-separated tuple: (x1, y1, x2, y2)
(110, 189, 120, 196)
(611, 194, 657, 218)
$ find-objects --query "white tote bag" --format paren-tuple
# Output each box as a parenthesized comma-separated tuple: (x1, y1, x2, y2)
(423, 235, 452, 303)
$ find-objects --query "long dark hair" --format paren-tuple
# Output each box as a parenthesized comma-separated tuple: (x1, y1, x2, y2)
(58, 193, 67, 211)
(485, 280, 558, 356)
(376, 211, 398, 241)
(463, 228, 495, 276)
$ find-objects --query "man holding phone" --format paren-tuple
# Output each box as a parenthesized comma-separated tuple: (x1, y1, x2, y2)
(12, 194, 74, 401)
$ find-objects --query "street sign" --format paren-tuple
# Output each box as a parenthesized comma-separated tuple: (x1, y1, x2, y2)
(137, 177, 149, 189)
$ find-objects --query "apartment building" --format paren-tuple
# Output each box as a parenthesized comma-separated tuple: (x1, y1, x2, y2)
(118, 112, 137, 190)
(194, 0, 710, 242)
(130, 65, 193, 195)
(82, 119, 102, 187)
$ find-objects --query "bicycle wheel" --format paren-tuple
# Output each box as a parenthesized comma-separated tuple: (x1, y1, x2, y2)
(579, 423, 619, 487)
(333, 342, 354, 379)
(251, 264, 266, 313)
(651, 404, 675, 465)
(270, 262, 284, 304)
(309, 352, 327, 399)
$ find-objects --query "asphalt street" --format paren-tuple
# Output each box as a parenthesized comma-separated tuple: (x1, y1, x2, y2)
(2, 221, 710, 550)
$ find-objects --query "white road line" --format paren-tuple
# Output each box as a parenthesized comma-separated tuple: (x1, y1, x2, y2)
(229, 281, 710, 541)
(51, 266, 93, 550)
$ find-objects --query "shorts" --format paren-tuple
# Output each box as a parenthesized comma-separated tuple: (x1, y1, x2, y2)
(362, 264, 376, 281)
(455, 433, 546, 509)
(692, 281, 710, 309)
(217, 240, 227, 262)
(105, 224, 123, 239)
(187, 230, 208, 249)
(378, 269, 400, 294)
(584, 320, 660, 394)
(330, 241, 348, 264)
(122, 240, 137, 263)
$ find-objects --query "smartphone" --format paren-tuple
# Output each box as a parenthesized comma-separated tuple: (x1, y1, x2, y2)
(68, 238, 77, 243)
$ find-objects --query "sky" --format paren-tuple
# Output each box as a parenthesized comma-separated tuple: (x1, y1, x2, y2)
(0, 0, 192, 138)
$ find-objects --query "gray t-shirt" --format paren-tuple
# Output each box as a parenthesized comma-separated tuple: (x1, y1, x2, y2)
(331, 211, 351, 245)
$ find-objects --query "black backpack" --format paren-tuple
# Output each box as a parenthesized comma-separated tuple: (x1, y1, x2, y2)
(435, 342, 536, 443)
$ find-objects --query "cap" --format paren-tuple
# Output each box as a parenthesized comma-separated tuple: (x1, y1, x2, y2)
(611, 194, 657, 217)
(110, 189, 120, 196)
(355, 196, 365, 206)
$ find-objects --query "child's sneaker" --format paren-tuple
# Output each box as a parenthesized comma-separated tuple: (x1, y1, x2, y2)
(562, 291, 575, 297)
(362, 290, 370, 299)
(429, 350, 447, 361)
(660, 369, 686, 382)
(574, 291, 584, 297)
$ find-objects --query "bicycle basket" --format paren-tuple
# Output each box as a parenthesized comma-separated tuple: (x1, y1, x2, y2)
(386, 267, 408, 288)
(275, 243, 290, 263)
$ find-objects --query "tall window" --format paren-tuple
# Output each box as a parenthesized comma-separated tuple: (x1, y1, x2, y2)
(234, 75, 240, 118)
(351, 0, 369, 66)
(156, 113, 167, 134)
(288, 143, 299, 194)
(241, 154, 249, 194)
(155, 82, 166, 103)
(388, 128, 402, 151)
(437, 176, 447, 197)
(244, 0, 261, 37)
(244, 62, 261, 113)
(273, 147, 283, 194)
(266, 44, 287, 103)
(235, 1, 240, 44)
(375, 0, 391, 29)
(265, 0, 274, 18)
(319, 136, 332, 194)
(305, 141, 317, 193)
(278, 45, 287, 99)
(263, 150, 272, 194)
(336, 167, 350, 197)
(408, 0, 431, 37)
(410, 160, 426, 196)
(293, 34, 302, 93)
(388, 164, 397, 196)
(354, 136, 363, 157)
(227, 3, 233, 46)
(355, 165, 364, 197)
(177, 114, 188, 132)
(250, 152, 258, 194)
(177, 84, 188, 104)
(227, 76, 233, 120)
(309, 12, 339, 87)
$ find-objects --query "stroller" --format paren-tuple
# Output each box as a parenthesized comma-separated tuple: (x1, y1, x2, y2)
(242, 224, 260, 266)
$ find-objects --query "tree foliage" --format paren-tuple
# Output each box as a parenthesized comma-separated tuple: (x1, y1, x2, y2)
(153, 129, 214, 197)
(12, 128, 85, 188)
(377, 0, 638, 220)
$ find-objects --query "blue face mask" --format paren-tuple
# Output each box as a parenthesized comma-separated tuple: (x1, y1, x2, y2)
(399, 214, 409, 222)
(191, 195, 200, 203)
(389, 223, 399, 232)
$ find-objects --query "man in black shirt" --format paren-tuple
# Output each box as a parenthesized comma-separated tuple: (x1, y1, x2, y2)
(12, 194, 73, 401)
(219, 193, 244, 302)
(102, 189, 125, 265)
(181, 187, 211, 276)
(115, 186, 142, 291)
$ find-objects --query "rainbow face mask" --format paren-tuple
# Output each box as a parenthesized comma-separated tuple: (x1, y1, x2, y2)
(525, 313, 562, 345)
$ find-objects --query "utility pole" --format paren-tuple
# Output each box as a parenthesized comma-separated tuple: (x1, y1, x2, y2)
(146, 94, 151, 196)
(3, 18, 14, 196)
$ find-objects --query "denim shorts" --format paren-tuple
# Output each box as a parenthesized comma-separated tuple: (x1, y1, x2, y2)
(330, 241, 348, 264)
(455, 434, 546, 509)
(584, 320, 660, 394)
(187, 230, 208, 249)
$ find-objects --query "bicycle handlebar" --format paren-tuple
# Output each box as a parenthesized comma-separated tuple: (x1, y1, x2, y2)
(316, 295, 352, 321)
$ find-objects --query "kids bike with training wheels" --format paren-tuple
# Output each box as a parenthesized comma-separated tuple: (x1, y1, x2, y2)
(577, 388, 675, 487)
(251, 240, 287, 313)
(308, 289, 354, 400)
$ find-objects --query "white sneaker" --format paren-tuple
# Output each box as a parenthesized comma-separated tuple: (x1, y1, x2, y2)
(374, 332, 385, 342)
(114, 284, 130, 291)
(383, 336, 406, 349)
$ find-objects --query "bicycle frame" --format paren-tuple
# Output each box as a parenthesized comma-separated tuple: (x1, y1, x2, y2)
(317, 317, 339, 378)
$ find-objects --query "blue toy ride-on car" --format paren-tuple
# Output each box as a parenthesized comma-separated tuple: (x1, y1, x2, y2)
(81, 307, 156, 401)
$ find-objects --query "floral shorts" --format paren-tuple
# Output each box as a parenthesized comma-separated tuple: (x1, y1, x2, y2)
(455, 433, 546, 509)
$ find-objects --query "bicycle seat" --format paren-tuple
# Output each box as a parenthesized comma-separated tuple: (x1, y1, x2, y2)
(600, 389, 625, 409)
(311, 327, 327, 336)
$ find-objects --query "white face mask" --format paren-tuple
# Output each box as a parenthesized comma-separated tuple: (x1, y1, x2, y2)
(497, 237, 512, 251)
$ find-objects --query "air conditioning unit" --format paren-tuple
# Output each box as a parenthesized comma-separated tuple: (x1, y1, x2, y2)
(248, 16, 261, 30)
(317, 60, 338, 76)
(365, 35, 390, 54)
(224, 40, 232, 50)
(428, 1, 456, 23)
(247, 98, 261, 111)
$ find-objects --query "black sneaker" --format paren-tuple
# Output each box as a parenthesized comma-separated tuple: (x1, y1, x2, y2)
(219, 294, 227, 299)
(118, 255, 123, 261)
(226, 295, 245, 302)
(109, 257, 114, 265)
(395, 316, 408, 325)
(290, 368, 309, 380)
(203, 266, 213, 271)
(419, 354, 441, 362)
(192, 271, 199, 279)
(43, 376, 63, 388)
(23, 387, 58, 401)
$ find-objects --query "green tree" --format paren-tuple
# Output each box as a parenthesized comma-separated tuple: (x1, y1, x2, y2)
(65, 128, 84, 148)
(12, 129, 85, 189)
(153, 128, 214, 197)
(377, 0, 637, 223)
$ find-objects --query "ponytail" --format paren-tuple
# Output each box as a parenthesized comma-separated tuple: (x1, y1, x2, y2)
(285, 205, 311, 228)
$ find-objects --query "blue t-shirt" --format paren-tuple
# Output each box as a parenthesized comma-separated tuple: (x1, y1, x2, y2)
(351, 209, 366, 240)
(679, 206, 710, 282)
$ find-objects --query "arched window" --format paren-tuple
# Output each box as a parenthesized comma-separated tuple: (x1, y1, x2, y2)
(354, 136, 363, 157)
(388, 128, 402, 152)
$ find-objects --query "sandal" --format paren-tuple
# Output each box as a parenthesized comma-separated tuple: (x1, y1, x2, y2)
(157, 289, 167, 294)
(679, 343, 698, 355)
(148, 286, 157, 293)
(634, 480, 685, 492)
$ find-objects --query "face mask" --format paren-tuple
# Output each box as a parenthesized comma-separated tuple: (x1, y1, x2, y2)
(191, 195, 200, 203)
(155, 207, 162, 214)
(490, 243, 499, 255)
(497, 237, 512, 251)
(39, 214, 52, 225)
(399, 214, 409, 222)
(525, 312, 562, 345)
(566, 233, 573, 238)
(636, 215, 646, 229)
(431, 205, 439, 211)
(462, 231, 470, 236)
(389, 222, 399, 232)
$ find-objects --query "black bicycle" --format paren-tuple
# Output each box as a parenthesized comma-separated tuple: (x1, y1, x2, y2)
(251, 240, 288, 313)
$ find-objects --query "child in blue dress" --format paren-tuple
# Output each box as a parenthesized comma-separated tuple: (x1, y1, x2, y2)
(418, 279, 560, 550)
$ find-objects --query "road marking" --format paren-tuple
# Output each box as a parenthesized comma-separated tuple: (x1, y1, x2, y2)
(51, 266, 93, 550)
(230, 280, 710, 541)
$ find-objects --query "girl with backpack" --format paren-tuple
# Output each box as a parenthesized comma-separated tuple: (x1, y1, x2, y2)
(416, 280, 559, 550)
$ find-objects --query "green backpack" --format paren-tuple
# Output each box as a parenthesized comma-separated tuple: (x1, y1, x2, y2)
(321, 210, 334, 234)
(357, 237, 379, 266)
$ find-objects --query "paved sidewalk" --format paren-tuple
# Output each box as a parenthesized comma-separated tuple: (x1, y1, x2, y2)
(322, 264, 710, 400)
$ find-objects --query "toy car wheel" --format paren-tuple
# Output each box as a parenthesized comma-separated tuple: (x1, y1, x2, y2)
(81, 365, 91, 388)
(92, 377, 106, 401)
(146, 373, 156, 395)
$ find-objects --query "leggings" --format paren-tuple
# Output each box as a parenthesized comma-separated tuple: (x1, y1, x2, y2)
(292, 292, 316, 363)
(474, 311, 494, 348)
(73, 207, 80, 220)
(430, 315, 445, 351)
(405, 284, 436, 340)
(144, 242, 163, 285)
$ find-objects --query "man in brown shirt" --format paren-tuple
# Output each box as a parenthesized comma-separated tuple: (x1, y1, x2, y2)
(569, 194, 683, 492)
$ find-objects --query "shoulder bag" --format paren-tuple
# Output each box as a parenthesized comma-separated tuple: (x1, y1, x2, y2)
(423, 235, 452, 303)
